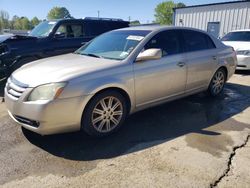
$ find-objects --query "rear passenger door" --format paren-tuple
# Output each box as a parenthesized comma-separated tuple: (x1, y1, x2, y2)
(181, 30, 218, 92)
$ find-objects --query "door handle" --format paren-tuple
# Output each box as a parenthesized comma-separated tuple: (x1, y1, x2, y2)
(177, 62, 185, 67)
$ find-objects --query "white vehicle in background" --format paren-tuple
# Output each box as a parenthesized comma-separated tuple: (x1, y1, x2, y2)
(222, 30, 250, 70)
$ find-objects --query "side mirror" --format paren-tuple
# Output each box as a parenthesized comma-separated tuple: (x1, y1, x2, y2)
(136, 48, 162, 62)
(54, 32, 66, 39)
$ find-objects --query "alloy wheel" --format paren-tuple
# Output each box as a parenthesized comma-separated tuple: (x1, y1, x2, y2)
(211, 70, 225, 95)
(91, 96, 123, 133)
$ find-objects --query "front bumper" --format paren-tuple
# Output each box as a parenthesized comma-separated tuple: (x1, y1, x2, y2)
(236, 55, 250, 70)
(5, 86, 93, 135)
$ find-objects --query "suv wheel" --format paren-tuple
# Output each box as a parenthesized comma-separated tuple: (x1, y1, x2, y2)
(82, 91, 128, 137)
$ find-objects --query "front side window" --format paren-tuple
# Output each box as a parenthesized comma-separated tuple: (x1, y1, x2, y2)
(182, 30, 216, 52)
(75, 30, 151, 60)
(222, 31, 250, 42)
(144, 30, 181, 56)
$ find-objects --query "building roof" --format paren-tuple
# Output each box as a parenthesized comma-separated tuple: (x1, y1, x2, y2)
(173, 0, 249, 10)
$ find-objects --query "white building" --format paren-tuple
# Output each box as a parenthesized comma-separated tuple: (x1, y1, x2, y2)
(173, 1, 250, 38)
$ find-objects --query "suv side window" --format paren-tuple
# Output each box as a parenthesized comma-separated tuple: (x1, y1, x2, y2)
(182, 30, 216, 52)
(144, 30, 181, 56)
(55, 24, 84, 38)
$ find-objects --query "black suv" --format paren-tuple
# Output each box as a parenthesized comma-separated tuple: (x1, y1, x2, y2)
(0, 17, 129, 81)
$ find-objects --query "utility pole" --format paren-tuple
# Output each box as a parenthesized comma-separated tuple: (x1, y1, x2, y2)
(128, 16, 131, 22)
(98, 10, 100, 18)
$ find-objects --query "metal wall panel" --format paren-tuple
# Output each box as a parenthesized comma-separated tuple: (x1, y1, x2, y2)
(174, 2, 250, 37)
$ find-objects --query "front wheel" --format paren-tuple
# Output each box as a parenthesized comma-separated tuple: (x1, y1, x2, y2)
(81, 91, 128, 137)
(208, 68, 226, 96)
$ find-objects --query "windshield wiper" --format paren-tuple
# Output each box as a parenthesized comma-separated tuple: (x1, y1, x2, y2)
(81, 53, 102, 58)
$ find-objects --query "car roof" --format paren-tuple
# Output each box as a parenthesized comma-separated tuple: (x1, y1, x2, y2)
(117, 25, 210, 34)
(46, 18, 128, 23)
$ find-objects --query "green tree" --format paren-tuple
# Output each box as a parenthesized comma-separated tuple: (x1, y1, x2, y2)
(20, 17, 31, 30)
(47, 7, 72, 20)
(31, 17, 40, 28)
(176, 2, 186, 8)
(9, 15, 19, 29)
(13, 16, 22, 30)
(130, 20, 140, 26)
(154, 1, 185, 25)
(0, 10, 10, 31)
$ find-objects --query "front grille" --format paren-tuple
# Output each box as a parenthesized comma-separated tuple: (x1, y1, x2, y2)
(6, 77, 28, 100)
(14, 115, 40, 128)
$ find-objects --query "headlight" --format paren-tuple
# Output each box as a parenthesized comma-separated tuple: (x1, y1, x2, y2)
(237, 50, 250, 56)
(27, 83, 67, 101)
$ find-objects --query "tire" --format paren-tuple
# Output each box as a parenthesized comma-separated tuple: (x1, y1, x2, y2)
(81, 90, 128, 137)
(208, 68, 226, 97)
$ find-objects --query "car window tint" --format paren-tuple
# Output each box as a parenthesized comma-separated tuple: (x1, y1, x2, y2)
(206, 35, 216, 49)
(182, 30, 215, 52)
(144, 30, 181, 56)
(55, 24, 84, 38)
(56, 24, 66, 35)
(88, 22, 108, 36)
(222, 31, 250, 41)
(71, 24, 84, 37)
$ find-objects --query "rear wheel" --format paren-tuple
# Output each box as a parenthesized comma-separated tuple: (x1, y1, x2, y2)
(208, 68, 226, 96)
(82, 91, 128, 137)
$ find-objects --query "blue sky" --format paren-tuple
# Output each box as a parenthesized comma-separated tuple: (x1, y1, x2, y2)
(1, 0, 233, 23)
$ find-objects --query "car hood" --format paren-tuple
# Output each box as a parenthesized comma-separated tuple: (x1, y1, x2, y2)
(0, 34, 13, 43)
(12, 53, 120, 87)
(0, 34, 36, 43)
(222, 41, 250, 51)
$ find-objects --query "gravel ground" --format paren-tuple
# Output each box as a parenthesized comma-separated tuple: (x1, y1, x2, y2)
(0, 71, 249, 188)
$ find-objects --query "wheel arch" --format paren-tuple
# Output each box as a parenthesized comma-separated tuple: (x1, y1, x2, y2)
(80, 86, 133, 132)
(218, 66, 228, 80)
(83, 86, 133, 118)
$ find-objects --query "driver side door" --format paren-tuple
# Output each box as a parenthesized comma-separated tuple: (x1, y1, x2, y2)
(133, 30, 187, 107)
(46, 22, 89, 56)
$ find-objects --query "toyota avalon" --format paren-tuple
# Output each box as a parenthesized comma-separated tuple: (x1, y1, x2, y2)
(5, 26, 237, 137)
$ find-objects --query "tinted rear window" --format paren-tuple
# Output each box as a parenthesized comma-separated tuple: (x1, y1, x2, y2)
(222, 31, 250, 41)
(85, 21, 129, 36)
(182, 30, 216, 52)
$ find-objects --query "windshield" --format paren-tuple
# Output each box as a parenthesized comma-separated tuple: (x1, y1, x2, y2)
(222, 31, 250, 42)
(75, 30, 151, 60)
(29, 21, 57, 37)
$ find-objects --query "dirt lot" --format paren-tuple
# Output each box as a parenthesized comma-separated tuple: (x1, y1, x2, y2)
(0, 72, 249, 188)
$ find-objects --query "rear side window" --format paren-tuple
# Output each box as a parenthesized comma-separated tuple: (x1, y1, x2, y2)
(144, 30, 181, 56)
(85, 21, 129, 36)
(55, 24, 84, 38)
(87, 22, 109, 36)
(182, 30, 216, 52)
